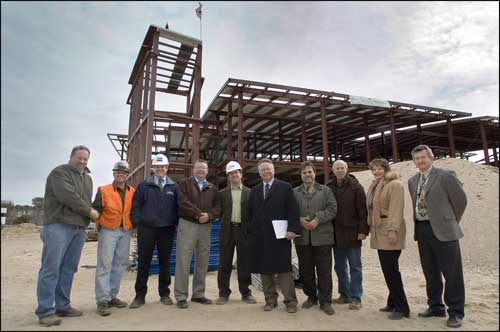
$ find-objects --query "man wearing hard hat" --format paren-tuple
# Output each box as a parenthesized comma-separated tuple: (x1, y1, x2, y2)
(129, 154, 179, 309)
(215, 161, 256, 305)
(92, 160, 135, 316)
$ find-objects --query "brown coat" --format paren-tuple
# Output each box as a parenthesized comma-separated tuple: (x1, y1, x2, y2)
(367, 172, 406, 250)
(177, 176, 220, 223)
(327, 174, 369, 248)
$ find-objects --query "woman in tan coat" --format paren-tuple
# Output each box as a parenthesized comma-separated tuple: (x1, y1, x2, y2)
(367, 158, 410, 320)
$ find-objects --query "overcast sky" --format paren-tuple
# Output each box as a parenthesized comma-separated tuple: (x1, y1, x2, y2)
(1, 1, 498, 205)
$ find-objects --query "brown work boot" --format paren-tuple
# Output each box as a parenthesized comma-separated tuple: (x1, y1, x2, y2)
(97, 303, 111, 317)
(264, 302, 278, 311)
(108, 298, 128, 308)
(39, 314, 62, 327)
(55, 306, 83, 317)
(332, 295, 352, 304)
(286, 305, 298, 313)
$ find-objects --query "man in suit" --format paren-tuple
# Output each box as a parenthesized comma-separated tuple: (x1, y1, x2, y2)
(247, 158, 301, 313)
(408, 145, 467, 328)
(215, 161, 256, 305)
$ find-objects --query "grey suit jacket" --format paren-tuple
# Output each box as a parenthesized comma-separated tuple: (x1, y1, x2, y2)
(408, 166, 467, 242)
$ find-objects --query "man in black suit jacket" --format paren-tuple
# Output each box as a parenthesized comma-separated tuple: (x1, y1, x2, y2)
(247, 159, 301, 313)
(215, 161, 256, 305)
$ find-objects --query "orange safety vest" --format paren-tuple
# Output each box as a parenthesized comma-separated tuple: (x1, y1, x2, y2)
(96, 184, 135, 231)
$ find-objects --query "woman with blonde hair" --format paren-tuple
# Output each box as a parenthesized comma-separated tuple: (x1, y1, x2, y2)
(367, 158, 410, 320)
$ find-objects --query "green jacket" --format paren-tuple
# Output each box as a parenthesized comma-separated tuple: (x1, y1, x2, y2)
(293, 182, 337, 246)
(43, 163, 93, 227)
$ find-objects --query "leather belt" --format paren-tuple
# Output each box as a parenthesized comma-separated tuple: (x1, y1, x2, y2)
(415, 219, 430, 224)
(231, 222, 241, 226)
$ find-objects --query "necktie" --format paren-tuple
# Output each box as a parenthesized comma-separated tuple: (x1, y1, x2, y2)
(159, 178, 164, 190)
(418, 174, 427, 196)
(417, 174, 427, 210)
(264, 183, 270, 199)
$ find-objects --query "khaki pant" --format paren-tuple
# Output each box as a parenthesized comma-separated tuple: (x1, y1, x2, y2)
(174, 218, 212, 301)
(261, 272, 298, 308)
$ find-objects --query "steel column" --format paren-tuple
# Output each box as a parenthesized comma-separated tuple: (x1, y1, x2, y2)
(144, 31, 159, 179)
(320, 101, 330, 184)
(364, 116, 371, 163)
(227, 102, 233, 160)
(380, 131, 386, 159)
(301, 118, 307, 161)
(278, 121, 283, 161)
(479, 121, 490, 164)
(389, 111, 399, 162)
(191, 45, 202, 162)
(237, 91, 244, 163)
(416, 122, 423, 145)
(447, 117, 456, 158)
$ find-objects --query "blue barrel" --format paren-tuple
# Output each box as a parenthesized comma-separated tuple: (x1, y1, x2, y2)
(131, 219, 220, 276)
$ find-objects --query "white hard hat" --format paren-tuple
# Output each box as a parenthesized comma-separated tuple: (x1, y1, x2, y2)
(226, 161, 242, 174)
(152, 154, 169, 166)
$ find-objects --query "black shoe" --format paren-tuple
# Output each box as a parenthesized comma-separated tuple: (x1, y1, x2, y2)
(191, 297, 212, 305)
(177, 300, 189, 309)
(129, 297, 145, 309)
(379, 305, 395, 312)
(418, 307, 446, 318)
(301, 297, 318, 309)
(447, 316, 463, 328)
(242, 295, 257, 304)
(160, 296, 173, 305)
(216, 297, 229, 305)
(320, 303, 335, 315)
(388, 311, 409, 320)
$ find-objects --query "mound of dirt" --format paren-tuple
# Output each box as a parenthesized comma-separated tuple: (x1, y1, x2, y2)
(1, 223, 40, 237)
(352, 158, 499, 272)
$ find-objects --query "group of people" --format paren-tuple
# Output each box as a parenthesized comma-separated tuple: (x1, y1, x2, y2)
(35, 144, 467, 329)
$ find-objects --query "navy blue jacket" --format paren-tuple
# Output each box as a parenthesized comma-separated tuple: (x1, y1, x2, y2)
(130, 176, 179, 229)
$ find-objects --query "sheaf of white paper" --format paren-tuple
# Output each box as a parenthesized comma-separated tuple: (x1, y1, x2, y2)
(272, 219, 288, 239)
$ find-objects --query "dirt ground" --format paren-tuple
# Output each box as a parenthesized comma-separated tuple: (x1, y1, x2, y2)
(1, 159, 499, 330)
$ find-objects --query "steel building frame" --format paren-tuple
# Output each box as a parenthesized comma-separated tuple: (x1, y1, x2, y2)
(109, 25, 498, 189)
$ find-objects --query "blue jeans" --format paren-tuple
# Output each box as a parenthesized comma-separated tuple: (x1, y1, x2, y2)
(333, 247, 363, 301)
(36, 223, 86, 318)
(95, 227, 131, 304)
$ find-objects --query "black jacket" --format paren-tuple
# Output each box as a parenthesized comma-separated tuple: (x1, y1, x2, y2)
(217, 185, 250, 246)
(130, 176, 178, 229)
(247, 179, 300, 274)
